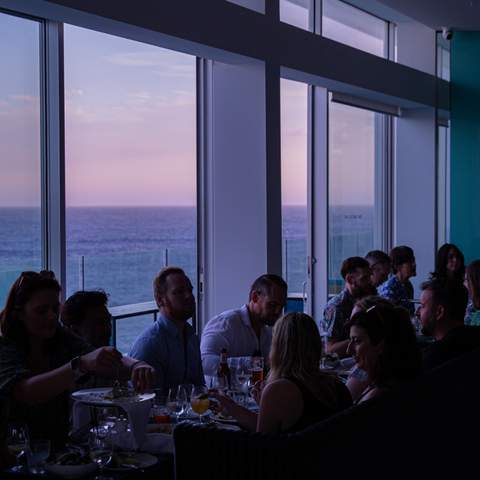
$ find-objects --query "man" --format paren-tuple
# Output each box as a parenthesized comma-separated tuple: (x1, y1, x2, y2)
(61, 290, 112, 348)
(417, 278, 480, 371)
(322, 257, 374, 356)
(200, 274, 288, 376)
(129, 266, 204, 393)
(365, 250, 392, 289)
(378, 245, 416, 315)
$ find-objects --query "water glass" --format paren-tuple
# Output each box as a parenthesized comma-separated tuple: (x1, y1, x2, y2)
(167, 386, 184, 420)
(6, 424, 29, 471)
(89, 430, 113, 480)
(27, 439, 50, 475)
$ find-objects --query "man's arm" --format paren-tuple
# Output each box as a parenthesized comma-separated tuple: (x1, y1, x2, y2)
(200, 319, 230, 376)
(129, 336, 165, 391)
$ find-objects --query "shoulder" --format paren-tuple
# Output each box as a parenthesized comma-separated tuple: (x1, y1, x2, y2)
(262, 378, 302, 404)
(203, 307, 244, 331)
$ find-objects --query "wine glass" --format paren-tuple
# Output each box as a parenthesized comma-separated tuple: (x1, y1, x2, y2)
(175, 385, 189, 419)
(167, 386, 183, 421)
(89, 429, 113, 480)
(190, 385, 210, 424)
(6, 424, 29, 472)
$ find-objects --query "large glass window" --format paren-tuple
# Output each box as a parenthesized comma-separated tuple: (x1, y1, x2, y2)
(328, 98, 386, 294)
(322, 0, 388, 58)
(0, 12, 42, 305)
(64, 26, 196, 352)
(281, 79, 308, 310)
(280, 0, 311, 30)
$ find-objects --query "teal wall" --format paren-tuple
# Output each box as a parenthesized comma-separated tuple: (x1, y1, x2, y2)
(451, 32, 480, 262)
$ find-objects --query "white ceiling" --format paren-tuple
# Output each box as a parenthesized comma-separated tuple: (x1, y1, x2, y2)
(374, 0, 480, 30)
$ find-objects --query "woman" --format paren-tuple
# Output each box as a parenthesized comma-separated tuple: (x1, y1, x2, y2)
(0, 271, 155, 447)
(378, 246, 416, 315)
(347, 303, 421, 403)
(431, 243, 465, 283)
(212, 312, 352, 434)
(465, 260, 480, 326)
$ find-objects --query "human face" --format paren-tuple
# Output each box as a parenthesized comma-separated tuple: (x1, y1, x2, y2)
(446, 249, 461, 275)
(158, 273, 195, 322)
(369, 261, 391, 288)
(348, 268, 374, 299)
(74, 305, 112, 348)
(20, 289, 60, 340)
(416, 289, 438, 337)
(397, 259, 416, 280)
(250, 285, 287, 327)
(347, 325, 382, 376)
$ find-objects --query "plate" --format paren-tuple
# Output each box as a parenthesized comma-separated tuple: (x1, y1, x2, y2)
(105, 452, 158, 471)
(45, 462, 97, 479)
(71, 387, 155, 407)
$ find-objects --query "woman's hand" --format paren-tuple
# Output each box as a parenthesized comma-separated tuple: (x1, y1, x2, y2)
(79, 347, 122, 374)
(251, 380, 265, 405)
(130, 362, 155, 393)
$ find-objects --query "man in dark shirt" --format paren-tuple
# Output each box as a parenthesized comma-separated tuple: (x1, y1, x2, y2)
(417, 278, 480, 371)
(322, 257, 375, 356)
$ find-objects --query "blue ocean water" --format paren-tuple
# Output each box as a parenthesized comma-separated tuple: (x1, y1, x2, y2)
(0, 205, 373, 352)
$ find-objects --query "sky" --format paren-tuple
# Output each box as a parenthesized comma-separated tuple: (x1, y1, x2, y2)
(0, 3, 384, 207)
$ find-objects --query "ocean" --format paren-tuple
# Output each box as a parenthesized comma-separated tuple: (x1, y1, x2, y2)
(0, 205, 374, 352)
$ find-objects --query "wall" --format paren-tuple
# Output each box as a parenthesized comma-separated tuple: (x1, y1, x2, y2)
(450, 32, 480, 262)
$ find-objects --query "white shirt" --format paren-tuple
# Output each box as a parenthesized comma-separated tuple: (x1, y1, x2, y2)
(200, 304, 273, 376)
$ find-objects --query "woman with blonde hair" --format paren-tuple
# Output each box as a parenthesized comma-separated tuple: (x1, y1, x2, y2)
(211, 312, 351, 433)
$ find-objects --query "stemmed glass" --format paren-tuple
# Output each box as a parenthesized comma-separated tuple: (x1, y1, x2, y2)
(190, 385, 210, 424)
(6, 424, 29, 472)
(89, 429, 114, 480)
(235, 361, 251, 406)
(167, 386, 185, 421)
(27, 439, 50, 475)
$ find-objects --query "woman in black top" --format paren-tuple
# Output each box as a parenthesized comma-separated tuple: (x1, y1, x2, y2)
(0, 271, 154, 447)
(212, 312, 352, 433)
(431, 243, 465, 284)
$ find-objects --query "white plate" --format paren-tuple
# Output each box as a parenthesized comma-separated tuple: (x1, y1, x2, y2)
(71, 387, 155, 407)
(106, 452, 158, 471)
(45, 462, 97, 479)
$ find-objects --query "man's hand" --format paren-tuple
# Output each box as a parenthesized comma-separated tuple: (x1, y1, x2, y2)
(80, 347, 122, 374)
(130, 362, 155, 393)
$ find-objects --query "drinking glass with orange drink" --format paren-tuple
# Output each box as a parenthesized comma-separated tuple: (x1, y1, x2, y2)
(190, 386, 210, 424)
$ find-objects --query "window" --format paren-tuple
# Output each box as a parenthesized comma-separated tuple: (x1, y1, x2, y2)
(436, 33, 450, 81)
(280, 0, 311, 30)
(64, 25, 196, 352)
(0, 12, 42, 305)
(281, 79, 308, 310)
(328, 98, 387, 294)
(322, 0, 388, 58)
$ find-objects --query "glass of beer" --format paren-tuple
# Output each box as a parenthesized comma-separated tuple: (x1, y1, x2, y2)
(250, 357, 264, 385)
(190, 385, 210, 424)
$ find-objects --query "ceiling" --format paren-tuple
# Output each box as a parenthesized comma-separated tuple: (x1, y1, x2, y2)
(374, 0, 480, 30)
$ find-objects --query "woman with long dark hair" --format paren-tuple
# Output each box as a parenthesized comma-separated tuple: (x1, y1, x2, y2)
(212, 312, 352, 433)
(465, 260, 480, 326)
(431, 243, 465, 283)
(0, 271, 154, 447)
(347, 303, 421, 403)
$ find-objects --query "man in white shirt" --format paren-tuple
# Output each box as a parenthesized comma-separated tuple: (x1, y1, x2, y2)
(200, 274, 288, 375)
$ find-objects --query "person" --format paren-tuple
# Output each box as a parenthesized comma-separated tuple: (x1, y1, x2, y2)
(417, 278, 480, 371)
(347, 302, 421, 403)
(464, 260, 480, 326)
(378, 246, 416, 315)
(430, 243, 465, 284)
(200, 274, 287, 376)
(322, 257, 375, 356)
(0, 271, 155, 447)
(345, 295, 394, 402)
(365, 250, 392, 289)
(61, 290, 112, 348)
(211, 312, 352, 433)
(129, 266, 204, 394)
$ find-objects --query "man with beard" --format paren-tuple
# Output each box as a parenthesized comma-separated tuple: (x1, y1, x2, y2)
(129, 266, 204, 393)
(201, 274, 287, 376)
(322, 257, 375, 356)
(417, 278, 480, 371)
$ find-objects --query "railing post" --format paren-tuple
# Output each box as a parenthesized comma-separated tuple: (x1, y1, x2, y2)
(79, 255, 85, 291)
(112, 317, 117, 348)
(164, 248, 169, 267)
